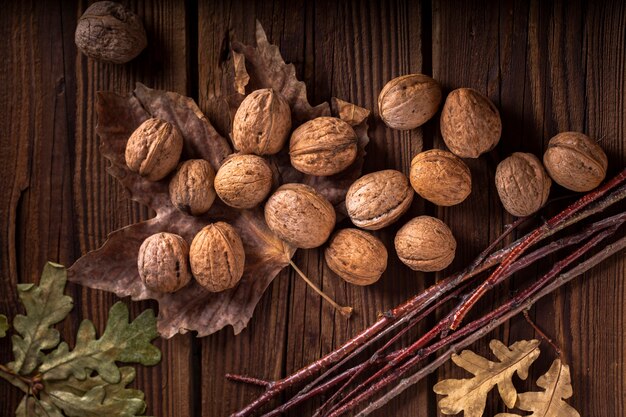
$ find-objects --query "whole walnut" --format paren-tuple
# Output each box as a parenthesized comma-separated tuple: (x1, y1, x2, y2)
(394, 216, 456, 272)
(410, 149, 471, 206)
(440, 88, 502, 158)
(543, 132, 608, 192)
(190, 222, 245, 292)
(346, 170, 414, 230)
(125, 118, 183, 181)
(169, 159, 216, 215)
(378, 74, 442, 130)
(324, 228, 388, 286)
(138, 232, 191, 293)
(495, 153, 551, 217)
(75, 1, 147, 64)
(232, 88, 292, 155)
(214, 154, 273, 209)
(289, 117, 358, 176)
(264, 184, 336, 249)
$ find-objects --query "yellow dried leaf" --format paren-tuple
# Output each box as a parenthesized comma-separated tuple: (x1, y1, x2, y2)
(495, 359, 580, 417)
(433, 339, 540, 417)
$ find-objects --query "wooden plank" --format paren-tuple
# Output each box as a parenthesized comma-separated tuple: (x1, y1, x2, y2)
(198, 1, 428, 416)
(433, 1, 626, 416)
(72, 2, 194, 416)
(0, 1, 194, 416)
(0, 1, 78, 413)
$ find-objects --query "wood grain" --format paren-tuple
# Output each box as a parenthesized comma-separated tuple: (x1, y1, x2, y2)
(1, 1, 625, 416)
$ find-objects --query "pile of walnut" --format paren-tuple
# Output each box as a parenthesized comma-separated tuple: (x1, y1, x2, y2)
(129, 74, 608, 296)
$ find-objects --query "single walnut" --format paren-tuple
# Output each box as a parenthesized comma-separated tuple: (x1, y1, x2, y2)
(378, 74, 442, 130)
(410, 149, 471, 206)
(125, 118, 183, 181)
(232, 88, 292, 155)
(543, 132, 608, 192)
(75, 1, 147, 64)
(495, 153, 551, 217)
(394, 216, 456, 272)
(214, 154, 273, 209)
(138, 232, 191, 293)
(440, 88, 502, 158)
(346, 170, 414, 230)
(190, 222, 245, 292)
(324, 229, 387, 286)
(169, 159, 216, 215)
(289, 117, 358, 176)
(264, 184, 336, 249)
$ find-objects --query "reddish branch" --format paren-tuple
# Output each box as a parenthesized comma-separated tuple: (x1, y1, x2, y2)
(230, 169, 626, 417)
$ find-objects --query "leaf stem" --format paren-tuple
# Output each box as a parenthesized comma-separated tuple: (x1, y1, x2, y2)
(289, 260, 353, 318)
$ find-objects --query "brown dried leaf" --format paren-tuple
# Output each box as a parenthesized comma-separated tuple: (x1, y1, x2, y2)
(69, 85, 294, 338)
(69, 22, 367, 338)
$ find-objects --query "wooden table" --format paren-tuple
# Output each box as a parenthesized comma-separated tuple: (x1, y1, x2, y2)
(1, 1, 625, 416)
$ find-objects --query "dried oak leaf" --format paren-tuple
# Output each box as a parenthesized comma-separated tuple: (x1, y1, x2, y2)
(495, 359, 580, 417)
(68, 22, 369, 338)
(0, 314, 8, 338)
(433, 339, 540, 417)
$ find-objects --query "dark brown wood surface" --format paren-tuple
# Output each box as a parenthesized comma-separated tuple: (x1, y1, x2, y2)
(0, 1, 624, 416)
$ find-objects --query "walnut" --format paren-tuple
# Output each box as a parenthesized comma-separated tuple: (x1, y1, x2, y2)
(394, 216, 456, 272)
(214, 154, 273, 209)
(495, 153, 551, 217)
(264, 183, 336, 249)
(125, 118, 183, 181)
(345, 170, 414, 230)
(138, 232, 191, 293)
(378, 74, 442, 130)
(289, 117, 358, 176)
(410, 149, 471, 206)
(440, 88, 502, 158)
(169, 159, 216, 215)
(543, 132, 608, 192)
(190, 222, 246, 292)
(232, 88, 292, 155)
(75, 1, 147, 64)
(324, 228, 387, 286)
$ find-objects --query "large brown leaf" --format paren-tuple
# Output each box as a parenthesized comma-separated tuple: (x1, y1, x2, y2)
(68, 23, 369, 338)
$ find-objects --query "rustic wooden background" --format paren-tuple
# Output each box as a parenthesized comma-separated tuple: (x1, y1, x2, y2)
(1, 0, 625, 416)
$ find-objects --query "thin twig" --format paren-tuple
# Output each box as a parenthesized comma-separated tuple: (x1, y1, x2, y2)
(523, 309, 562, 358)
(226, 374, 272, 388)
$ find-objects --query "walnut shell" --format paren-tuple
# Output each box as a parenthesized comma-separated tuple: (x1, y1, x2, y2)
(346, 170, 414, 230)
(495, 152, 551, 217)
(410, 149, 471, 206)
(232, 88, 292, 155)
(543, 132, 608, 192)
(169, 159, 216, 215)
(75, 1, 147, 64)
(190, 222, 245, 292)
(378, 74, 442, 130)
(138, 232, 191, 293)
(125, 118, 183, 181)
(264, 183, 336, 249)
(214, 154, 273, 209)
(289, 117, 358, 176)
(440, 88, 502, 158)
(324, 228, 388, 286)
(394, 216, 456, 272)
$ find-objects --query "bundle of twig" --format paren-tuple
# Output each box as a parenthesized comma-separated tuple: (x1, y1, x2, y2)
(229, 168, 626, 417)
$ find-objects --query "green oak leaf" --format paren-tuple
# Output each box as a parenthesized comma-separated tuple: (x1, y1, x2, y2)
(0, 314, 8, 337)
(46, 367, 150, 417)
(16, 394, 64, 417)
(39, 302, 161, 383)
(9, 262, 73, 375)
